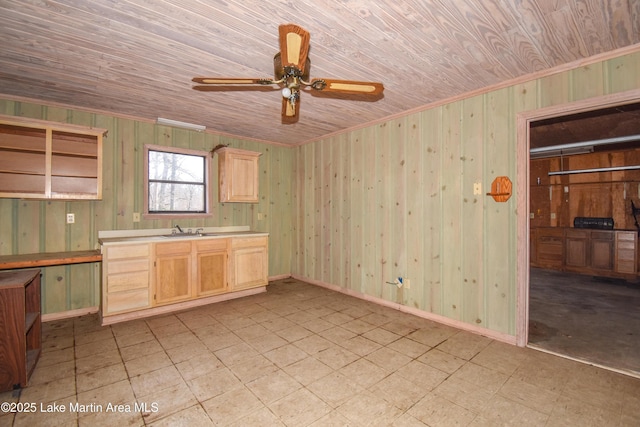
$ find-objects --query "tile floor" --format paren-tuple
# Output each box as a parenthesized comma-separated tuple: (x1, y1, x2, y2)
(1, 278, 639, 426)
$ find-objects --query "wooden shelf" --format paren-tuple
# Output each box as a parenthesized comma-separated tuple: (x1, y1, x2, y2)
(0, 250, 102, 270)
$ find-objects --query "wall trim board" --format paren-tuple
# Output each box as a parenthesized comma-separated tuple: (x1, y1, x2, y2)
(292, 274, 517, 346)
(515, 88, 640, 347)
(42, 306, 99, 322)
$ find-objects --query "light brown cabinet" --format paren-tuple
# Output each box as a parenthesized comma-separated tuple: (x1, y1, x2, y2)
(154, 241, 193, 305)
(101, 234, 266, 325)
(102, 243, 151, 315)
(217, 147, 261, 203)
(0, 115, 106, 200)
(0, 269, 41, 392)
(229, 236, 268, 291)
(195, 238, 229, 296)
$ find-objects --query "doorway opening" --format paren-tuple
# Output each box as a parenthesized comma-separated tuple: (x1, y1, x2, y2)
(516, 89, 640, 377)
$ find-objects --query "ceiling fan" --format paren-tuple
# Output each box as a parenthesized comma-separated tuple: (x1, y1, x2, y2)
(192, 24, 384, 123)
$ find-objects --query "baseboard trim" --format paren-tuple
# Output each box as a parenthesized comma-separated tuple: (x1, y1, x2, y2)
(42, 306, 100, 322)
(292, 274, 516, 346)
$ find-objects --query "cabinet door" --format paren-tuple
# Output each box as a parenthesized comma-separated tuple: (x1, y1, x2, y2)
(590, 232, 613, 271)
(197, 251, 227, 296)
(195, 238, 228, 296)
(154, 242, 192, 305)
(230, 245, 267, 291)
(218, 148, 261, 203)
(565, 230, 588, 268)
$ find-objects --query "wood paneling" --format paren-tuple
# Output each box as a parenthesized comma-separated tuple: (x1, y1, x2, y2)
(293, 49, 640, 337)
(0, 1, 638, 145)
(0, 100, 293, 316)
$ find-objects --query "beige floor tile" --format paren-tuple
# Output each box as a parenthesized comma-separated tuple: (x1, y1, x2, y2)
(409, 394, 477, 427)
(76, 349, 123, 374)
(449, 362, 508, 394)
(386, 337, 430, 358)
(165, 340, 210, 364)
(175, 351, 224, 381)
(110, 319, 151, 337)
(78, 407, 145, 427)
(74, 327, 114, 347)
(119, 339, 164, 362)
(243, 331, 289, 353)
(417, 348, 466, 374)
(75, 337, 118, 359)
(233, 323, 270, 341)
(201, 332, 243, 353)
(315, 345, 359, 370)
(340, 335, 382, 357)
(201, 386, 264, 424)
(129, 365, 184, 398)
(260, 316, 297, 332)
(264, 343, 308, 368)
(341, 318, 377, 335)
(498, 376, 560, 415)
(245, 370, 301, 405)
(76, 378, 136, 407)
(282, 356, 333, 386)
(187, 366, 242, 401)
(307, 371, 364, 408)
(365, 346, 413, 372)
(13, 395, 78, 427)
(470, 340, 529, 376)
(227, 354, 279, 383)
(406, 324, 457, 347)
(228, 406, 285, 427)
(215, 342, 259, 367)
(338, 358, 388, 388)
(432, 376, 494, 413)
(369, 372, 429, 411)
(300, 317, 335, 333)
(435, 331, 492, 361)
(292, 334, 333, 355)
(147, 404, 213, 427)
(480, 394, 549, 426)
(18, 375, 76, 404)
(36, 346, 75, 368)
(124, 350, 172, 377)
(270, 388, 331, 426)
(396, 360, 448, 390)
(135, 381, 197, 424)
(337, 389, 404, 427)
(77, 362, 128, 393)
(114, 330, 156, 349)
(362, 327, 401, 346)
(274, 324, 314, 343)
(308, 411, 356, 426)
(29, 359, 75, 385)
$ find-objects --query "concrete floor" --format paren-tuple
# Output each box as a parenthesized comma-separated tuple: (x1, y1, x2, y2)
(528, 267, 640, 377)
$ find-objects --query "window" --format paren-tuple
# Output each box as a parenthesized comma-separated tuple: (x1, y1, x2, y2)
(144, 145, 212, 217)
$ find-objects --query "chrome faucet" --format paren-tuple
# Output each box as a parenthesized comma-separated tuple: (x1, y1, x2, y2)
(174, 224, 184, 234)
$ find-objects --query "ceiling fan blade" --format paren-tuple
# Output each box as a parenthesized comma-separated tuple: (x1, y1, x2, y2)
(278, 24, 310, 73)
(192, 77, 274, 85)
(310, 79, 384, 95)
(281, 97, 300, 123)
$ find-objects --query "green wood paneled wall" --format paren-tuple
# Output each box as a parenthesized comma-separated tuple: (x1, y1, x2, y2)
(0, 103, 294, 315)
(293, 50, 640, 336)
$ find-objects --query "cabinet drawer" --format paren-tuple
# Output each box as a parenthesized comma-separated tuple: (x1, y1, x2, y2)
(106, 244, 149, 260)
(195, 238, 228, 252)
(565, 229, 588, 239)
(155, 241, 192, 256)
(107, 271, 149, 293)
(616, 232, 636, 241)
(106, 289, 149, 314)
(106, 258, 149, 275)
(231, 236, 267, 249)
(591, 231, 613, 241)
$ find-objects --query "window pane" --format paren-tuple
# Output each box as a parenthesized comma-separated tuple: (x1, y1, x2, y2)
(148, 151, 204, 183)
(148, 182, 205, 212)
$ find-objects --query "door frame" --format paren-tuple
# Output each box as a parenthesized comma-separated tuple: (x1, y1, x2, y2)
(515, 88, 640, 347)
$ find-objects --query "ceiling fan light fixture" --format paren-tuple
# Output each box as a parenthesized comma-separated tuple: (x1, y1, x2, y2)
(282, 87, 291, 98)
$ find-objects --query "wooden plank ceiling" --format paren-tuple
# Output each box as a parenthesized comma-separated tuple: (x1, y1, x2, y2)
(0, 0, 638, 146)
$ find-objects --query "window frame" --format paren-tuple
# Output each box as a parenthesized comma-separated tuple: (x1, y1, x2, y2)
(143, 144, 213, 219)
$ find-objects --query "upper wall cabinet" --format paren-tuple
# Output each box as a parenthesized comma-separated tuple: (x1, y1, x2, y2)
(0, 115, 107, 200)
(217, 147, 261, 203)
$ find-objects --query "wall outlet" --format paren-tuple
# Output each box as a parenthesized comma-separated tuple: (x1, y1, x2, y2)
(530, 212, 535, 219)
(66, 213, 75, 224)
(257, 212, 264, 220)
(133, 212, 141, 222)
(473, 182, 482, 195)
(404, 278, 410, 289)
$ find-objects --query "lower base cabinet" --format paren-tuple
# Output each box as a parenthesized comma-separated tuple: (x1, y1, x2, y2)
(101, 234, 267, 324)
